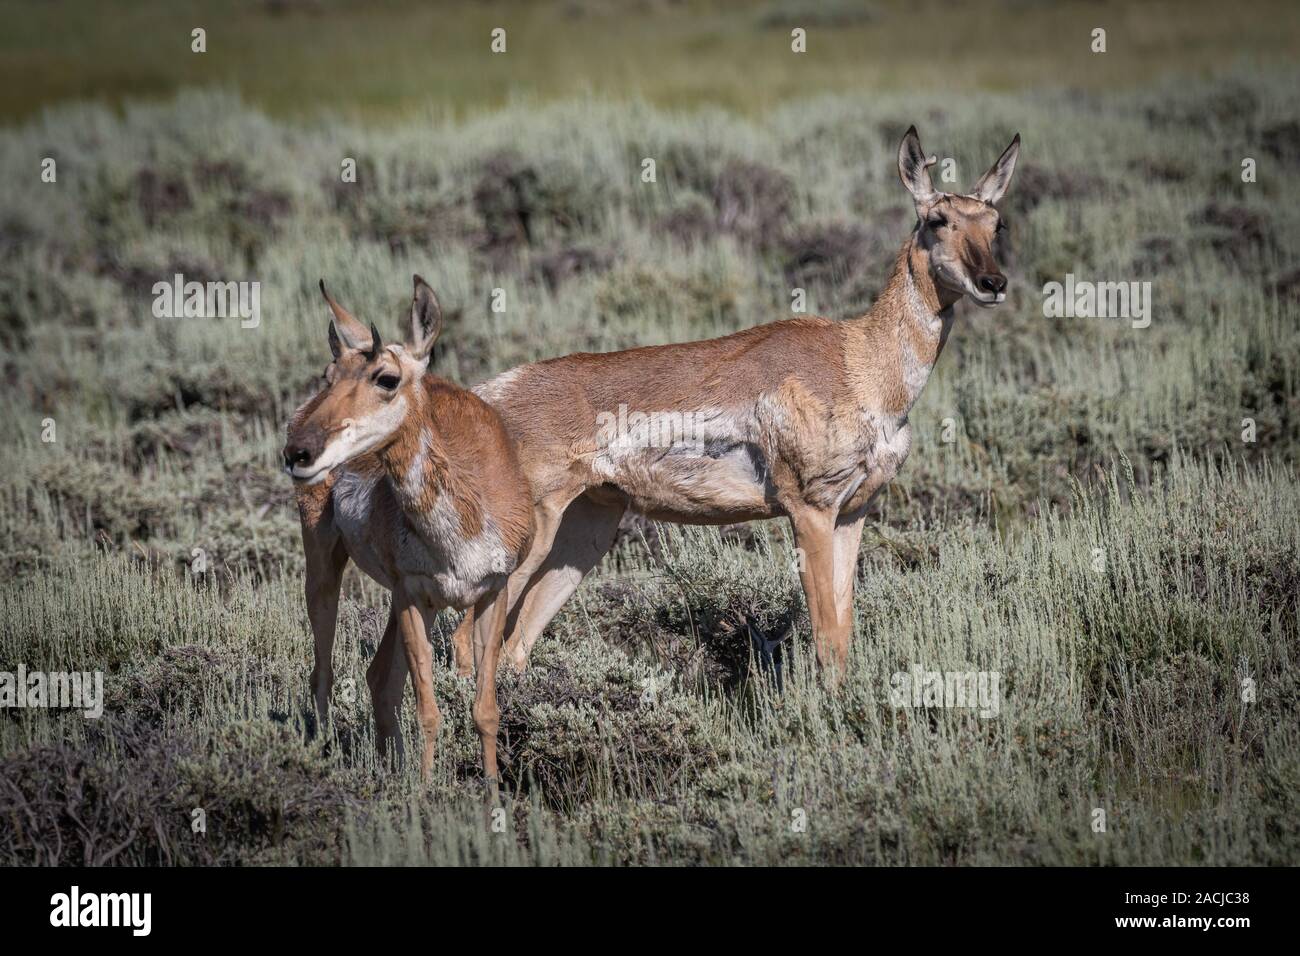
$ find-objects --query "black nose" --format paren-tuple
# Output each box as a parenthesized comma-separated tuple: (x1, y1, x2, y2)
(283, 444, 314, 472)
(977, 273, 1007, 295)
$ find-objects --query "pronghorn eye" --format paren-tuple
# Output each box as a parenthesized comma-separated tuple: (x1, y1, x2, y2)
(376, 374, 400, 391)
(996, 219, 1008, 233)
(927, 214, 947, 229)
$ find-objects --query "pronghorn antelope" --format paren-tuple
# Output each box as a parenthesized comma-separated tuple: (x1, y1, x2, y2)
(451, 126, 1020, 680)
(285, 277, 534, 782)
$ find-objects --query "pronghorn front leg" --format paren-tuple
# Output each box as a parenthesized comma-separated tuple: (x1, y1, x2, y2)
(470, 589, 508, 791)
(395, 588, 442, 780)
(831, 508, 868, 640)
(789, 507, 851, 681)
(304, 530, 348, 729)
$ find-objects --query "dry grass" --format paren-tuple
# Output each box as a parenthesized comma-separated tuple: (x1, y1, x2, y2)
(0, 47, 1297, 864)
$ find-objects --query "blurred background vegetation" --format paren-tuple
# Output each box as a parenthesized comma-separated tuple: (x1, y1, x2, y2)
(2, 0, 1297, 121)
(0, 0, 1297, 865)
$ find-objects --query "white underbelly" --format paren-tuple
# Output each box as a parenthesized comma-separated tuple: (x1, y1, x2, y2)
(591, 404, 776, 515)
(599, 440, 775, 517)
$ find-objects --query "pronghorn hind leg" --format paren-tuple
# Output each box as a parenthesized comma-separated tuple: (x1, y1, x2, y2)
(305, 532, 349, 731)
(366, 601, 408, 767)
(394, 590, 441, 780)
(495, 492, 576, 663)
(502, 493, 625, 672)
(789, 507, 850, 682)
(470, 589, 509, 794)
(449, 607, 475, 679)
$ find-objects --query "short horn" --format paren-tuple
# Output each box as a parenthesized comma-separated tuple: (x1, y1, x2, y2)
(319, 278, 372, 351)
(366, 322, 383, 359)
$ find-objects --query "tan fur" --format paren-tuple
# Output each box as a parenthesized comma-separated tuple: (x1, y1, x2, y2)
(286, 277, 533, 785)
(460, 127, 1020, 679)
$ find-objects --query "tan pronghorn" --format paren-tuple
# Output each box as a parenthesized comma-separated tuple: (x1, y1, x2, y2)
(285, 277, 533, 783)
(453, 126, 1020, 679)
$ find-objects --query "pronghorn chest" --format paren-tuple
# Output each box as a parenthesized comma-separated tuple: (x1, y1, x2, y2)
(331, 468, 515, 610)
(838, 410, 913, 513)
(771, 399, 913, 515)
(332, 470, 394, 588)
(391, 483, 516, 611)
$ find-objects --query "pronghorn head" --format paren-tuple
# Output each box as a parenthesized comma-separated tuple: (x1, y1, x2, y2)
(283, 275, 443, 484)
(897, 126, 1020, 309)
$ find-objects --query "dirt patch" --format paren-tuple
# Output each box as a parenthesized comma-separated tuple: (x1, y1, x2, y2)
(98, 254, 220, 300)
(1190, 201, 1275, 270)
(1004, 166, 1107, 215)
(1261, 120, 1300, 162)
(494, 660, 720, 800)
(712, 158, 795, 248)
(0, 718, 354, 865)
(657, 193, 716, 247)
(780, 220, 873, 292)
(533, 244, 613, 292)
(135, 168, 192, 226)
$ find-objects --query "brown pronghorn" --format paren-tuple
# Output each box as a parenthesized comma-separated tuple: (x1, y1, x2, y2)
(285, 276, 533, 783)
(452, 126, 1020, 680)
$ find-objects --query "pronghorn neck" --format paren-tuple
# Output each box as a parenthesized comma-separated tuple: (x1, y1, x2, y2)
(372, 379, 487, 540)
(372, 385, 424, 478)
(848, 231, 958, 415)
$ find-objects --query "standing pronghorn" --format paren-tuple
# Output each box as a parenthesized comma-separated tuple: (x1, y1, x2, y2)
(455, 126, 1020, 679)
(284, 276, 533, 782)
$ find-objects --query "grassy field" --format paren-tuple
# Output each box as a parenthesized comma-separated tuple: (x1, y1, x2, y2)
(2, 0, 1298, 120)
(0, 2, 1298, 865)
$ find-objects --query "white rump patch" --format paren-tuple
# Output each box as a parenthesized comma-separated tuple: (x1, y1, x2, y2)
(472, 367, 522, 405)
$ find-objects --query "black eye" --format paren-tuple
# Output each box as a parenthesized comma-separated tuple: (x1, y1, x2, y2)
(927, 215, 947, 229)
(376, 374, 400, 391)
(996, 219, 1008, 233)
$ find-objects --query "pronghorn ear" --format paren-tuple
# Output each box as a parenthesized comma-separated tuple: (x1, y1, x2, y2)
(407, 274, 443, 361)
(898, 125, 940, 211)
(327, 318, 343, 359)
(319, 279, 372, 352)
(971, 134, 1021, 205)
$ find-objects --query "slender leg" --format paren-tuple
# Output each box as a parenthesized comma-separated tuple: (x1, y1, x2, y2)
(502, 494, 625, 671)
(789, 507, 850, 681)
(305, 534, 349, 727)
(366, 602, 408, 765)
(449, 607, 475, 679)
(496, 494, 574, 662)
(471, 589, 508, 790)
(506, 495, 573, 605)
(394, 589, 441, 780)
(831, 508, 868, 636)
